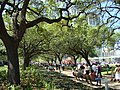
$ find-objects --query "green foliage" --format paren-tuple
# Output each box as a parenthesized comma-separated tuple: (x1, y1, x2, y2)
(44, 80, 55, 90)
(19, 24, 51, 63)
(0, 0, 119, 86)
(63, 17, 102, 55)
(107, 32, 120, 48)
(35, 16, 114, 63)
(0, 40, 7, 60)
(7, 85, 21, 90)
(0, 66, 7, 80)
(20, 66, 56, 90)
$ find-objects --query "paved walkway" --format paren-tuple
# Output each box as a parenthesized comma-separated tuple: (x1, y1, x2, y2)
(56, 70, 120, 90)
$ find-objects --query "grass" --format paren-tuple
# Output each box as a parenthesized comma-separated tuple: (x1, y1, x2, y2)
(102, 71, 112, 75)
(0, 65, 86, 90)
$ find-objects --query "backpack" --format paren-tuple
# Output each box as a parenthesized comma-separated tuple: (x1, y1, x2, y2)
(98, 65, 102, 71)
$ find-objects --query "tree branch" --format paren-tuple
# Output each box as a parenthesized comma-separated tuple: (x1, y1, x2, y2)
(18, 0, 30, 41)
(26, 17, 62, 28)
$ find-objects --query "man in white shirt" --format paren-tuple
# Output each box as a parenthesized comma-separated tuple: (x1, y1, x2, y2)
(92, 63, 97, 72)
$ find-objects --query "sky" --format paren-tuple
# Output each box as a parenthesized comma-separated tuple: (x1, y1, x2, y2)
(101, 0, 120, 31)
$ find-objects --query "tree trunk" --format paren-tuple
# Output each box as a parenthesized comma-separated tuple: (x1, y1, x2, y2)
(58, 57, 62, 64)
(59, 60, 62, 64)
(74, 59, 77, 65)
(6, 40, 20, 84)
(85, 58, 92, 67)
(81, 53, 91, 67)
(73, 55, 79, 65)
(23, 56, 30, 70)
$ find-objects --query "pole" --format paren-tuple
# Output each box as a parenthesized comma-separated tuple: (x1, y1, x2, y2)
(105, 77, 109, 90)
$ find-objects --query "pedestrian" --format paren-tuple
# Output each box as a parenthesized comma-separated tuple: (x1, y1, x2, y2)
(92, 63, 97, 73)
(84, 64, 90, 75)
(77, 63, 81, 70)
(62, 63, 65, 71)
(97, 64, 102, 78)
(106, 64, 109, 74)
(114, 64, 120, 82)
(55, 63, 58, 70)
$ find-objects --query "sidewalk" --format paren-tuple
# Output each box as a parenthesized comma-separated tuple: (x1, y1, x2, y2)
(56, 70, 120, 90)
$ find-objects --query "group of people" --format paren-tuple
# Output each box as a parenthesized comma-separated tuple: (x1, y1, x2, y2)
(73, 63, 102, 86)
(48, 63, 66, 71)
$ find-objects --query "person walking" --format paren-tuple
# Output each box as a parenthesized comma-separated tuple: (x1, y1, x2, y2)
(97, 64, 102, 78)
(62, 63, 65, 71)
(114, 64, 120, 82)
(92, 63, 97, 73)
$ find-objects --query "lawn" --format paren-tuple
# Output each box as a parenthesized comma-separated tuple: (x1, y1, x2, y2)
(102, 71, 112, 75)
(0, 65, 87, 90)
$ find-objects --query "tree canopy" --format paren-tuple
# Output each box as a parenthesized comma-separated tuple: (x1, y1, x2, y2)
(0, 0, 120, 84)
